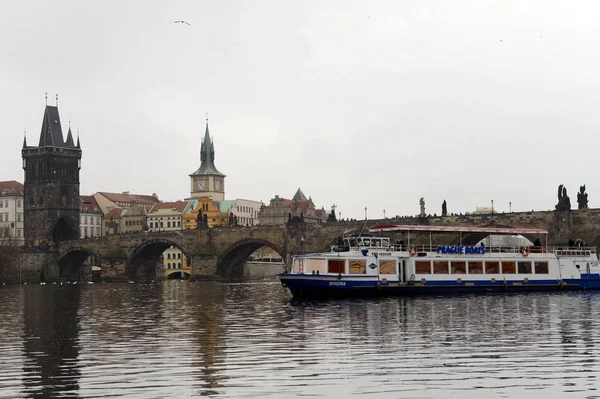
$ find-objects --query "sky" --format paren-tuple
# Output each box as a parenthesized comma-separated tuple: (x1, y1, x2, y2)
(0, 0, 599, 220)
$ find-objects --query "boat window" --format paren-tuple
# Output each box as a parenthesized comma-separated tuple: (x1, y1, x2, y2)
(293, 259, 304, 273)
(468, 261, 483, 274)
(518, 261, 532, 274)
(433, 261, 449, 274)
(349, 239, 358, 247)
(534, 261, 549, 274)
(372, 239, 381, 247)
(363, 238, 371, 246)
(328, 259, 345, 274)
(502, 261, 516, 274)
(485, 261, 500, 274)
(349, 259, 366, 274)
(382, 238, 390, 247)
(379, 259, 396, 274)
(451, 261, 466, 274)
(306, 259, 326, 274)
(415, 261, 431, 274)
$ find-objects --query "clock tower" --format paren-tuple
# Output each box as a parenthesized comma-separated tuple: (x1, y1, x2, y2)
(189, 119, 225, 201)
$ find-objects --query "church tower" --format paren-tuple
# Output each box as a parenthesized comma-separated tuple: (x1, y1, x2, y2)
(189, 119, 225, 201)
(22, 100, 82, 246)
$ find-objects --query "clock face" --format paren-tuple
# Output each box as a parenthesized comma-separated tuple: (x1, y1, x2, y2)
(215, 180, 221, 191)
(197, 181, 206, 191)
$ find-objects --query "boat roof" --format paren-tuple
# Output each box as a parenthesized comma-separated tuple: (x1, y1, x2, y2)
(369, 224, 548, 235)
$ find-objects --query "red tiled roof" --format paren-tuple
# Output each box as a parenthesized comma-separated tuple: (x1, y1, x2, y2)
(149, 201, 189, 214)
(0, 180, 24, 197)
(80, 195, 102, 214)
(97, 191, 159, 205)
(103, 207, 123, 219)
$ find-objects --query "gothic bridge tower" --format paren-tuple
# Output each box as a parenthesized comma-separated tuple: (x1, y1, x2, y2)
(22, 101, 82, 246)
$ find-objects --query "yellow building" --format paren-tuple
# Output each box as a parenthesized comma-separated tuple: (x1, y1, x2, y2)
(183, 197, 228, 229)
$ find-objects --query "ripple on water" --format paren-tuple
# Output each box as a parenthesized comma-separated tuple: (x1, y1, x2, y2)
(1, 283, 600, 397)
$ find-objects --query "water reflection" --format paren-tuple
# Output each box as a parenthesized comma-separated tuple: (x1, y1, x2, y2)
(22, 285, 82, 398)
(1, 283, 600, 397)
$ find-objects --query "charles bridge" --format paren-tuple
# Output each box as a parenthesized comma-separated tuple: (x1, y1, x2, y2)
(4, 208, 600, 283)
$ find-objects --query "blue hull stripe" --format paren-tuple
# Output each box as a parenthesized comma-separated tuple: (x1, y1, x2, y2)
(279, 274, 600, 297)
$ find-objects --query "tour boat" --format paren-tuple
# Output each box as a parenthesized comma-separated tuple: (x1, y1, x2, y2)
(278, 225, 600, 298)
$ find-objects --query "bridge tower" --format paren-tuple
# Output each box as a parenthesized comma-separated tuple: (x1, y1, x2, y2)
(22, 100, 82, 246)
(189, 118, 226, 201)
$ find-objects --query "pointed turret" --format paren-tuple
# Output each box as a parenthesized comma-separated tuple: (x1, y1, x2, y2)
(65, 126, 75, 147)
(293, 188, 307, 201)
(22, 132, 27, 149)
(76, 132, 80, 149)
(190, 120, 225, 177)
(38, 105, 66, 147)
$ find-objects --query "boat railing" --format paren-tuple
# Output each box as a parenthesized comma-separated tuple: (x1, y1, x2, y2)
(384, 244, 597, 257)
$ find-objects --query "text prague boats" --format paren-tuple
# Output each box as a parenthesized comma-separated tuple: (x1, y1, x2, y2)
(278, 225, 600, 298)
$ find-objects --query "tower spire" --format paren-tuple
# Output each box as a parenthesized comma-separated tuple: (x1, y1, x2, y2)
(23, 129, 27, 148)
(45, 92, 47, 106)
(56, 94, 58, 107)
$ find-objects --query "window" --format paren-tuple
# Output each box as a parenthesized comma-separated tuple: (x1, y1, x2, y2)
(485, 261, 500, 274)
(379, 260, 396, 274)
(167, 221, 171, 228)
(349, 259, 366, 274)
(17, 200, 21, 208)
(178, 253, 181, 259)
(451, 261, 466, 274)
(502, 261, 516, 274)
(328, 259, 345, 274)
(534, 261, 549, 274)
(518, 261, 532, 274)
(468, 261, 483, 274)
(415, 261, 431, 274)
(85, 217, 88, 225)
(168, 263, 171, 268)
(167, 253, 171, 259)
(433, 261, 449, 274)
(0, 202, 3, 208)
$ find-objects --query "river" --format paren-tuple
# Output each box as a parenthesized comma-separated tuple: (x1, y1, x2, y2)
(0, 281, 599, 398)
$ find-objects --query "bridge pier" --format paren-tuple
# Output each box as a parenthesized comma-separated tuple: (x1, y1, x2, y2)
(190, 254, 218, 280)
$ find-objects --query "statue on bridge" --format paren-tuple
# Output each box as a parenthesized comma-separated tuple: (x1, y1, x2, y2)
(419, 197, 426, 217)
(442, 200, 447, 217)
(196, 208, 208, 229)
(577, 185, 589, 209)
(555, 184, 572, 211)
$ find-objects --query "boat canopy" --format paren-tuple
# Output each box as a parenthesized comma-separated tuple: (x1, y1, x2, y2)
(369, 224, 548, 235)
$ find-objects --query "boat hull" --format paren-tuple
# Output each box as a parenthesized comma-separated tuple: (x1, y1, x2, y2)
(279, 274, 600, 298)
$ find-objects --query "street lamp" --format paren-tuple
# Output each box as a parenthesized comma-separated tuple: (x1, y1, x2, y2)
(491, 200, 494, 214)
(365, 207, 367, 220)
(509, 202, 512, 213)
(383, 209, 386, 219)
(300, 236, 305, 254)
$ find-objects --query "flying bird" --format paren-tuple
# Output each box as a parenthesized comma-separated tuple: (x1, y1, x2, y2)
(174, 20, 191, 26)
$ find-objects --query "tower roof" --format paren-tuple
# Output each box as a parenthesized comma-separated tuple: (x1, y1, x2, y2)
(65, 127, 74, 146)
(190, 121, 225, 177)
(38, 105, 66, 147)
(292, 188, 307, 201)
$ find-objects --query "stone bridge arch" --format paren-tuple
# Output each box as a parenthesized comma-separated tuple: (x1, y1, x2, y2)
(58, 245, 101, 281)
(217, 238, 285, 278)
(127, 238, 190, 279)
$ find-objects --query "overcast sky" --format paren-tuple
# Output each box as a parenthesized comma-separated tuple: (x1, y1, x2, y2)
(0, 1, 598, 219)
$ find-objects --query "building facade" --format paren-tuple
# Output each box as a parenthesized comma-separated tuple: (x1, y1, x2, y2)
(220, 199, 263, 226)
(189, 120, 226, 201)
(0, 181, 24, 244)
(183, 197, 228, 229)
(80, 195, 102, 238)
(147, 201, 188, 232)
(22, 103, 82, 246)
(258, 188, 327, 225)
